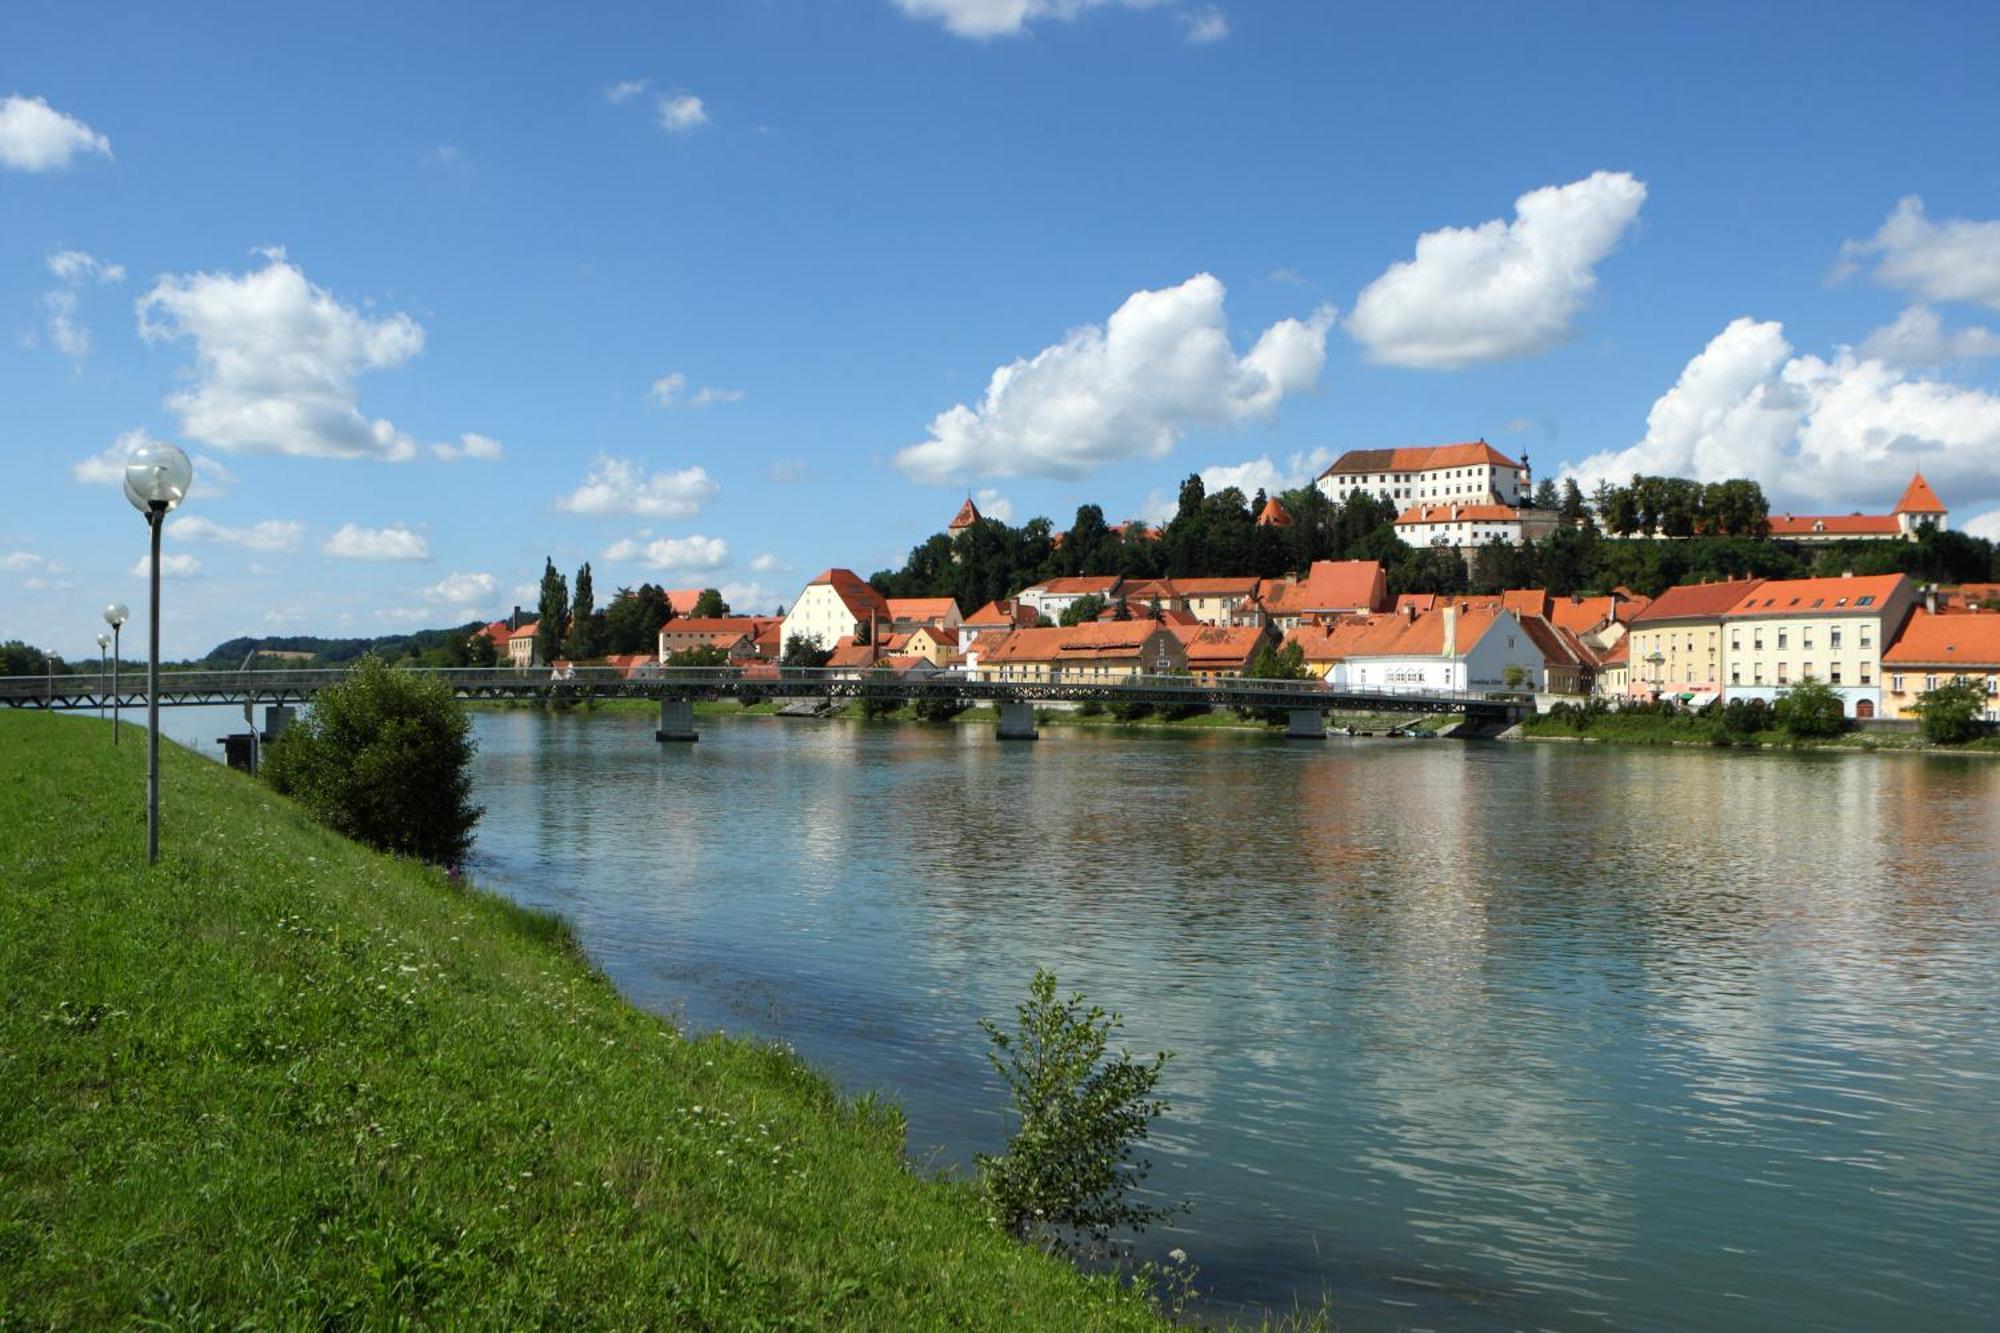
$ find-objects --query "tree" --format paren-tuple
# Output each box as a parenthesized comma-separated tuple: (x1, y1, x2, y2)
(568, 561, 599, 658)
(1238, 639, 1311, 723)
(261, 656, 481, 865)
(1560, 478, 1589, 527)
(1532, 478, 1560, 511)
(1773, 676, 1846, 739)
(1059, 594, 1107, 627)
(691, 588, 728, 618)
(1911, 676, 1988, 745)
(464, 630, 498, 668)
(535, 558, 569, 666)
(782, 634, 831, 668)
(667, 642, 732, 667)
(976, 969, 1175, 1255)
(857, 666, 901, 719)
(1, 641, 54, 676)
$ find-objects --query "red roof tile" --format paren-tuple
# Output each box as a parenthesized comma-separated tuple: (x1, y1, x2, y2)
(1724, 574, 1909, 617)
(948, 497, 982, 530)
(1630, 579, 1765, 624)
(1321, 441, 1524, 476)
(1766, 513, 1902, 536)
(1894, 472, 1947, 514)
(1255, 496, 1292, 527)
(1884, 610, 2000, 666)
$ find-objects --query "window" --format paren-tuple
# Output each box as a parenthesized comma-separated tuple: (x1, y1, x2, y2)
(1891, 674, 1903, 693)
(1755, 667, 1766, 685)
(1830, 629, 1842, 649)
(1861, 629, 1872, 648)
(1731, 667, 1741, 684)
(1830, 664, 1842, 684)
(1857, 596, 1875, 607)
(1803, 633, 1814, 650)
(1777, 630, 1788, 649)
(1779, 662, 1789, 684)
(1755, 634, 1764, 651)
(1860, 666, 1872, 685)
(1925, 675, 1938, 692)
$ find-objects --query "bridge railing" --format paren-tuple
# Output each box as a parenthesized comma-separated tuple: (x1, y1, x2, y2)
(0, 661, 1534, 710)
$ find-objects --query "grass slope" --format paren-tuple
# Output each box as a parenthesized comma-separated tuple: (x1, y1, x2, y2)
(0, 711, 1161, 1329)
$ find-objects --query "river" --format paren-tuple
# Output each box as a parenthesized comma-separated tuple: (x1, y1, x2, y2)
(160, 706, 2000, 1330)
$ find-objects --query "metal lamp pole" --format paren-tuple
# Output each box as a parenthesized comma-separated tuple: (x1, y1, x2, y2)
(123, 441, 193, 865)
(96, 633, 110, 720)
(103, 604, 128, 744)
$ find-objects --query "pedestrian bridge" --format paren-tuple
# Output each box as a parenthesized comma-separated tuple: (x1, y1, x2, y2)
(0, 665, 1532, 740)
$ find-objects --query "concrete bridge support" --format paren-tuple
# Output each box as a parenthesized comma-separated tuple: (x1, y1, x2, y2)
(1286, 708, 1327, 739)
(656, 697, 698, 742)
(996, 700, 1038, 741)
(262, 705, 296, 742)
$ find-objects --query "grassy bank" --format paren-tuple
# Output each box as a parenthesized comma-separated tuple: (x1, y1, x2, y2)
(0, 711, 1165, 1328)
(1520, 710, 2000, 753)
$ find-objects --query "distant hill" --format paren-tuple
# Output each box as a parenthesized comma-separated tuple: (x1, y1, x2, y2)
(199, 622, 486, 668)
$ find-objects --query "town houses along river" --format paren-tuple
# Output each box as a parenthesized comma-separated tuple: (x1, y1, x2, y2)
(158, 705, 2000, 1330)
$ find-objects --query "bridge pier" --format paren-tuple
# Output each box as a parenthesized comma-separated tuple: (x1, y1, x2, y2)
(262, 705, 296, 743)
(1285, 708, 1327, 739)
(996, 700, 1038, 741)
(655, 697, 698, 742)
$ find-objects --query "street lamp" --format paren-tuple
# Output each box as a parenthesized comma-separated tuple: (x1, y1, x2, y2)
(124, 439, 193, 865)
(95, 632, 111, 720)
(103, 603, 128, 744)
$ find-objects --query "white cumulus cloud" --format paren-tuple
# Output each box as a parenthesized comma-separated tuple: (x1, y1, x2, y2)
(974, 487, 1015, 522)
(167, 515, 304, 553)
(138, 252, 432, 461)
(1180, 5, 1228, 43)
(0, 95, 111, 171)
(47, 250, 124, 284)
(558, 455, 719, 518)
(40, 248, 125, 362)
(605, 78, 648, 104)
(131, 553, 202, 579)
(1347, 171, 1647, 370)
(650, 372, 744, 408)
(71, 430, 235, 500)
(1837, 196, 2000, 310)
(892, 0, 1165, 39)
(2, 551, 49, 573)
(601, 534, 729, 573)
(897, 273, 1333, 483)
(323, 523, 430, 561)
(432, 432, 504, 462)
(1567, 315, 2000, 518)
(1857, 305, 2000, 367)
(749, 552, 785, 573)
(424, 571, 499, 606)
(658, 94, 709, 133)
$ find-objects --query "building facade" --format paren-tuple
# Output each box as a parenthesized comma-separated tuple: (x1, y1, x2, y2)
(1315, 440, 1531, 508)
(780, 569, 892, 652)
(1718, 574, 1915, 717)
(1882, 612, 2000, 721)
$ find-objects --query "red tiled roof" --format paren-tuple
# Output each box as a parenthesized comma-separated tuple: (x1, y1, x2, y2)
(910, 624, 960, 646)
(1263, 560, 1386, 616)
(806, 568, 891, 620)
(965, 598, 1038, 628)
(1766, 513, 1902, 536)
(1393, 594, 1438, 614)
(1546, 593, 1648, 634)
(948, 497, 982, 530)
(824, 637, 876, 669)
(1035, 575, 1123, 597)
(1336, 605, 1506, 659)
(658, 617, 775, 637)
(1725, 574, 1909, 617)
(476, 619, 513, 647)
(1599, 637, 1629, 666)
(1502, 589, 1549, 620)
(1172, 577, 1260, 597)
(1255, 496, 1292, 527)
(1321, 441, 1524, 477)
(1394, 504, 1524, 525)
(1894, 472, 1947, 514)
(665, 589, 704, 616)
(1883, 610, 2000, 666)
(886, 597, 960, 622)
(1631, 579, 1765, 624)
(1170, 625, 1268, 670)
(508, 621, 540, 641)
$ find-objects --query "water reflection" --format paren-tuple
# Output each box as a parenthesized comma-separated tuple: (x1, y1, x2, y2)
(461, 714, 2000, 1330)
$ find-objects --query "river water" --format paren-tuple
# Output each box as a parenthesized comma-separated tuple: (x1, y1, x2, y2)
(161, 707, 2000, 1329)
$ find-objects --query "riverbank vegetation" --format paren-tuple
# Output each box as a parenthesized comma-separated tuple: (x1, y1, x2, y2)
(0, 711, 1177, 1327)
(1524, 693, 2000, 752)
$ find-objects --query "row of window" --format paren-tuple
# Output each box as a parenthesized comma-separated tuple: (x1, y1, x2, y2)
(1890, 674, 2000, 694)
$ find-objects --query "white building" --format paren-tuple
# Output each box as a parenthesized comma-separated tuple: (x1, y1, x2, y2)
(1392, 503, 1560, 549)
(1016, 575, 1122, 624)
(1315, 440, 1530, 508)
(1334, 605, 1550, 693)
(780, 569, 892, 652)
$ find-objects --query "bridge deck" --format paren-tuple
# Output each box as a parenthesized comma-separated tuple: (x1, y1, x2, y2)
(0, 665, 1529, 718)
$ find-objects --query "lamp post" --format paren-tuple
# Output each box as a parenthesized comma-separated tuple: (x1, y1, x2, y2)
(103, 603, 128, 744)
(96, 633, 111, 720)
(123, 440, 193, 865)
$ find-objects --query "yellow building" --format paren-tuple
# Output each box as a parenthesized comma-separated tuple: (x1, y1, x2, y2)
(1881, 611, 2000, 721)
(973, 623, 1186, 684)
(1623, 580, 1760, 704)
(1719, 574, 1914, 717)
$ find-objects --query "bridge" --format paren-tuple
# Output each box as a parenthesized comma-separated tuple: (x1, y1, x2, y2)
(0, 665, 1532, 741)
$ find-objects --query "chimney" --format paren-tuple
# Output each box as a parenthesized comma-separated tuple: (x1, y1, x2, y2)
(1925, 584, 1938, 615)
(1608, 590, 1620, 622)
(511, 605, 522, 631)
(1442, 604, 1458, 658)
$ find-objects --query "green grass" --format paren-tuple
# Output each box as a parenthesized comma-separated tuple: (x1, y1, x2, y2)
(0, 711, 1168, 1329)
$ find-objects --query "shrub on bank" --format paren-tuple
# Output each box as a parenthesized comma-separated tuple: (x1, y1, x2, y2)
(1912, 676, 1988, 745)
(261, 655, 481, 864)
(1774, 677, 1846, 739)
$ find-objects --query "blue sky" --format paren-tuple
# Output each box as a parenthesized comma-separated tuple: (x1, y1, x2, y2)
(6, 0, 1999, 657)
